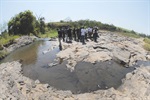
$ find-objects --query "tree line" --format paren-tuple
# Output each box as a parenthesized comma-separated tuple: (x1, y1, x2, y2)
(0, 10, 149, 39)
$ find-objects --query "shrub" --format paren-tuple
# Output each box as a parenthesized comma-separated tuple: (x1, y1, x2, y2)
(144, 43, 150, 51)
(144, 38, 150, 44)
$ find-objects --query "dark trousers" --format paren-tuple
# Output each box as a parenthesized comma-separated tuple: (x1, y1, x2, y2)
(85, 33, 87, 41)
(81, 35, 85, 44)
(93, 33, 97, 42)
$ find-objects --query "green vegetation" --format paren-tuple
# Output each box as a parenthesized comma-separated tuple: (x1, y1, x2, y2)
(8, 10, 36, 35)
(115, 32, 140, 38)
(0, 34, 20, 46)
(39, 30, 57, 38)
(0, 10, 150, 56)
(144, 38, 150, 44)
(143, 43, 150, 51)
(0, 32, 20, 59)
(4, 10, 150, 40)
(143, 38, 150, 51)
(0, 50, 8, 59)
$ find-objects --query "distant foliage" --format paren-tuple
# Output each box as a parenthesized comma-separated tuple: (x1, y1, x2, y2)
(39, 17, 46, 34)
(48, 19, 117, 32)
(144, 38, 150, 44)
(5, 10, 149, 39)
(8, 10, 36, 35)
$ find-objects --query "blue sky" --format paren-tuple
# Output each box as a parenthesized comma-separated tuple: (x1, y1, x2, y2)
(0, 0, 150, 35)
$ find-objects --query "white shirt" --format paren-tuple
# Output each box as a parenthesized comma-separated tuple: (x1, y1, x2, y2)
(88, 28, 92, 33)
(81, 28, 86, 36)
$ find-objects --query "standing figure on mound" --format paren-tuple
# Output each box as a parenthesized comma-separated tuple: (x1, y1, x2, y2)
(66, 27, 72, 43)
(62, 27, 66, 42)
(68, 27, 72, 42)
(85, 28, 88, 41)
(57, 28, 62, 50)
(81, 27, 86, 45)
(88, 27, 93, 40)
(93, 28, 98, 43)
(77, 28, 81, 42)
(73, 28, 77, 41)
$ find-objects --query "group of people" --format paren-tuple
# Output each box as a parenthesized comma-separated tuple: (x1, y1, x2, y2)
(57, 26, 99, 46)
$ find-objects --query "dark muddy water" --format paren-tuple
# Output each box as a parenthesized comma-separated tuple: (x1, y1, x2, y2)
(1, 40, 147, 94)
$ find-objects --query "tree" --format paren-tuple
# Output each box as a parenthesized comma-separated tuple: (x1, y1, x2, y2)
(8, 10, 36, 35)
(0, 22, 8, 34)
(39, 17, 45, 34)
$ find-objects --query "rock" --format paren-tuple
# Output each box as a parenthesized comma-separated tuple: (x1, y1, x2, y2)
(48, 62, 58, 67)
(35, 80, 40, 84)
(66, 64, 74, 72)
(146, 55, 150, 60)
(49, 38, 57, 41)
(44, 84, 50, 88)
(113, 50, 130, 65)
(18, 81, 25, 85)
(6, 36, 37, 53)
(57, 48, 75, 59)
(84, 51, 112, 63)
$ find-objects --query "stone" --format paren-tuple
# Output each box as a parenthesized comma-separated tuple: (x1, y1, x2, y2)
(48, 62, 58, 67)
(113, 50, 130, 65)
(6, 36, 37, 53)
(84, 51, 112, 63)
(18, 81, 25, 85)
(35, 80, 40, 84)
(146, 55, 150, 60)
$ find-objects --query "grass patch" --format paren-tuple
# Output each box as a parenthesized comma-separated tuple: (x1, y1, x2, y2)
(0, 50, 8, 59)
(143, 38, 150, 51)
(143, 43, 150, 51)
(144, 38, 150, 44)
(116, 32, 140, 38)
(39, 30, 58, 38)
(0, 35, 20, 46)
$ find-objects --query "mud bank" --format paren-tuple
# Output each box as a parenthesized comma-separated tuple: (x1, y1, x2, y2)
(0, 36, 37, 61)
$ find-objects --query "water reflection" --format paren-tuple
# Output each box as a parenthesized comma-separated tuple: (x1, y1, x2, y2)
(1, 40, 146, 94)
(1, 41, 42, 65)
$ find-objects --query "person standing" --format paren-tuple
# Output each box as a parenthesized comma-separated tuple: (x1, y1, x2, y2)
(77, 28, 81, 42)
(88, 27, 93, 40)
(93, 28, 98, 42)
(81, 27, 86, 45)
(62, 27, 66, 42)
(73, 28, 77, 41)
(57, 28, 62, 50)
(68, 27, 72, 42)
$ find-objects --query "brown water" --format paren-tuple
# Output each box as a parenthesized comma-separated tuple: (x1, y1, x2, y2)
(0, 40, 136, 94)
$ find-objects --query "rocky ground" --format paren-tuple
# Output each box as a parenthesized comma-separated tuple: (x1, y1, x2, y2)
(0, 36, 37, 60)
(55, 31, 149, 71)
(6, 36, 37, 52)
(0, 31, 150, 100)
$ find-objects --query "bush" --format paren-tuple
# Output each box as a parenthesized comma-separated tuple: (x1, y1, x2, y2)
(144, 43, 150, 51)
(144, 38, 150, 44)
(0, 45, 3, 50)
(0, 50, 8, 59)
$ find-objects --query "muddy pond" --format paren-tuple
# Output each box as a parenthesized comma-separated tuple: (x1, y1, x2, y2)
(0, 40, 139, 94)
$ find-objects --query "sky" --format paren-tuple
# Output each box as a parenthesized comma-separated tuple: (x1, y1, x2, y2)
(0, 0, 150, 35)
